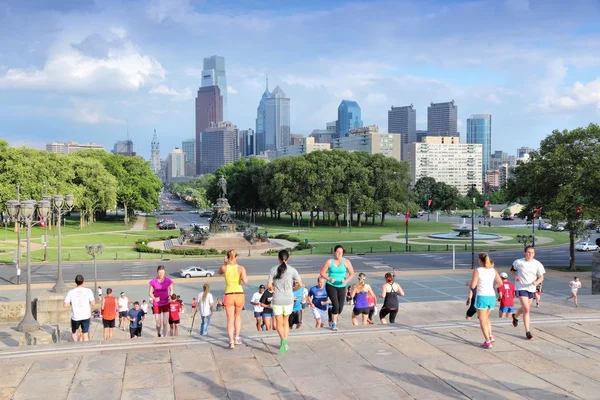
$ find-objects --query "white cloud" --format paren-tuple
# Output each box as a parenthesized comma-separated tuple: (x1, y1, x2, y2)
(227, 85, 238, 95)
(68, 97, 123, 124)
(486, 93, 502, 104)
(149, 84, 192, 101)
(110, 27, 127, 39)
(366, 92, 388, 104)
(334, 89, 354, 99)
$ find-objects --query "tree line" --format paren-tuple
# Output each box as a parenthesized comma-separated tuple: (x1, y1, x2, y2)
(0, 140, 162, 227)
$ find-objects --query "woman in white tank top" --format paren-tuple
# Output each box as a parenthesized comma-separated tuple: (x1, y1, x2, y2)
(469, 252, 503, 349)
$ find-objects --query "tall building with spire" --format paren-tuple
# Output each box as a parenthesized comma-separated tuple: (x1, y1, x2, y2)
(151, 129, 161, 174)
(202, 55, 228, 120)
(265, 85, 291, 151)
(255, 76, 270, 154)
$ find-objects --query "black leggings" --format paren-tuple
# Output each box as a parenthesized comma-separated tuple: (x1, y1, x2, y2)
(368, 307, 375, 321)
(326, 284, 346, 315)
(379, 307, 398, 323)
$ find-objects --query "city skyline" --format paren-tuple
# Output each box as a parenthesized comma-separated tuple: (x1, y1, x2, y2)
(1, 1, 600, 160)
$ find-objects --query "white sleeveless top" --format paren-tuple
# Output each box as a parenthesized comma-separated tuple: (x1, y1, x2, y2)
(477, 267, 496, 297)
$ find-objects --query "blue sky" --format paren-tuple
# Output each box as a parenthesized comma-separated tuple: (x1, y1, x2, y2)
(1, 0, 600, 160)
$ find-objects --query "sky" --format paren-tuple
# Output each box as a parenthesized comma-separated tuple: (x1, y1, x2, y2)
(1, 0, 600, 160)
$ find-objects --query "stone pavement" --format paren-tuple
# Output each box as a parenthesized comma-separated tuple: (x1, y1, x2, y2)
(2, 293, 600, 399)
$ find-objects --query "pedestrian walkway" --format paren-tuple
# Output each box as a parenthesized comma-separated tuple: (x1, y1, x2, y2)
(129, 216, 147, 232)
(2, 293, 600, 399)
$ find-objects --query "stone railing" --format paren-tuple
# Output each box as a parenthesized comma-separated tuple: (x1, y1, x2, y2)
(0, 302, 25, 322)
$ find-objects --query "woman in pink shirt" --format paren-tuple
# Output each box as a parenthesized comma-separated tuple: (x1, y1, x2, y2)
(149, 265, 174, 337)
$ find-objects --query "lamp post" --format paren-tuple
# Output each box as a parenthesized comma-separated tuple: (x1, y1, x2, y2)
(470, 184, 476, 270)
(6, 198, 51, 332)
(405, 182, 411, 252)
(517, 234, 535, 249)
(42, 188, 51, 262)
(15, 185, 21, 284)
(86, 244, 104, 303)
(52, 194, 75, 293)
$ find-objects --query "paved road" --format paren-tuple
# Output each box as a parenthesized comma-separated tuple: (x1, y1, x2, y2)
(0, 246, 596, 286)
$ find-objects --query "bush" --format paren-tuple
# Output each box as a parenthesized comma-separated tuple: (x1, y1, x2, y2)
(270, 234, 313, 251)
(134, 235, 220, 256)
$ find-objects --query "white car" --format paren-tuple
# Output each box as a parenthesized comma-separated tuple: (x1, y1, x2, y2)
(180, 266, 215, 278)
(575, 242, 598, 252)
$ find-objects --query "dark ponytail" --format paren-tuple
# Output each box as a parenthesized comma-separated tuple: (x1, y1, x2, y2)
(274, 249, 290, 280)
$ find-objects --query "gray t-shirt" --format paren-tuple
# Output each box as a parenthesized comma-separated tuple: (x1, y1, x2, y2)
(268, 264, 301, 306)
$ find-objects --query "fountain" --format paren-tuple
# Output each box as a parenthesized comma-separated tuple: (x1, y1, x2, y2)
(429, 218, 501, 240)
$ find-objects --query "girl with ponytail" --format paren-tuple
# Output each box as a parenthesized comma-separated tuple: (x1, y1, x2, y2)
(351, 273, 377, 325)
(268, 249, 303, 354)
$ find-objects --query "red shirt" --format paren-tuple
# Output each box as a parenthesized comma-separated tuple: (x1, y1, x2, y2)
(498, 281, 515, 307)
(169, 301, 181, 321)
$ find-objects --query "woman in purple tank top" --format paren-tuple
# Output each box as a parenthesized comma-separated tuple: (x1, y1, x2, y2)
(350, 273, 377, 325)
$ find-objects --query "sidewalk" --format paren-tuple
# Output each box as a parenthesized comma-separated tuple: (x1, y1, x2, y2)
(2, 294, 600, 399)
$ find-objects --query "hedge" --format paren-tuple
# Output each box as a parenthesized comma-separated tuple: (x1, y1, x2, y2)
(134, 236, 221, 256)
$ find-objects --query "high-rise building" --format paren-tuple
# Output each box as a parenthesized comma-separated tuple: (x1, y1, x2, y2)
(466, 114, 492, 182)
(265, 86, 291, 151)
(407, 137, 483, 195)
(241, 129, 256, 157)
(46, 142, 105, 154)
(309, 121, 337, 144)
(195, 85, 223, 174)
(113, 140, 135, 156)
(167, 148, 186, 183)
(517, 146, 535, 158)
(388, 104, 416, 160)
(489, 150, 517, 172)
(332, 125, 401, 160)
(202, 55, 227, 120)
(427, 100, 458, 136)
(268, 137, 331, 160)
(416, 130, 428, 142)
(255, 78, 271, 154)
(290, 134, 304, 146)
(336, 100, 362, 138)
(151, 130, 161, 174)
(485, 170, 500, 191)
(181, 139, 195, 164)
(200, 121, 239, 175)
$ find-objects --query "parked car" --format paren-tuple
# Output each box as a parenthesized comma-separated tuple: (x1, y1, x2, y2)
(551, 224, 565, 232)
(200, 211, 212, 217)
(540, 223, 553, 230)
(502, 215, 514, 221)
(460, 214, 470, 218)
(159, 222, 177, 230)
(180, 266, 215, 278)
(575, 242, 598, 251)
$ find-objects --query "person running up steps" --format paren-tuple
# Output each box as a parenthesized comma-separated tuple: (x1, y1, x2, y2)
(63, 274, 95, 342)
(511, 246, 545, 340)
(128, 301, 145, 339)
(118, 292, 131, 331)
(101, 288, 118, 340)
(498, 272, 516, 318)
(379, 272, 405, 324)
(319, 245, 355, 331)
(169, 294, 182, 336)
(567, 277, 582, 307)
(268, 249, 302, 354)
(351, 273, 377, 325)
(251, 285, 266, 331)
(470, 253, 503, 349)
(218, 250, 248, 349)
(308, 277, 331, 328)
(149, 265, 174, 338)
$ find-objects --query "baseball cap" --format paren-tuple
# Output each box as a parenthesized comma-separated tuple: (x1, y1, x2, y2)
(500, 272, 508, 279)
(259, 284, 265, 289)
(120, 292, 125, 295)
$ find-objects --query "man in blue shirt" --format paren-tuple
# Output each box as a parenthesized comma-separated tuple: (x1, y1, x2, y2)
(128, 301, 145, 338)
(289, 285, 305, 329)
(308, 277, 331, 328)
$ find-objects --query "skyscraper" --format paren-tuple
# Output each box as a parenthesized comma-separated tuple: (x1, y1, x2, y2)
(151, 130, 160, 174)
(195, 85, 223, 175)
(265, 85, 291, 151)
(427, 100, 458, 136)
(388, 104, 416, 160)
(167, 148, 186, 183)
(255, 77, 270, 154)
(181, 139, 195, 164)
(200, 122, 239, 175)
(336, 100, 362, 138)
(113, 140, 135, 156)
(466, 114, 492, 182)
(202, 56, 227, 120)
(241, 129, 256, 157)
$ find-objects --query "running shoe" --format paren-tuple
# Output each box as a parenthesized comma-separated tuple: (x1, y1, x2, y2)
(235, 337, 243, 345)
(480, 341, 492, 349)
(279, 339, 288, 354)
(158, 333, 161, 338)
(512, 315, 519, 327)
(489, 335, 495, 343)
(526, 331, 534, 340)
(331, 322, 338, 331)
(229, 342, 235, 349)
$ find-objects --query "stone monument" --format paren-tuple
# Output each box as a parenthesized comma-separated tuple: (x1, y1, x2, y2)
(210, 176, 236, 235)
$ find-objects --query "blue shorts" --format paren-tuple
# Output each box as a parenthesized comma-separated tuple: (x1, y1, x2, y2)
(253, 311, 263, 317)
(475, 295, 496, 310)
(516, 290, 536, 299)
(262, 313, 273, 317)
(500, 306, 515, 313)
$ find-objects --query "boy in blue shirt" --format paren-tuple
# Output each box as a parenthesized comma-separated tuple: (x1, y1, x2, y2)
(128, 301, 145, 338)
(289, 285, 305, 329)
(308, 277, 331, 328)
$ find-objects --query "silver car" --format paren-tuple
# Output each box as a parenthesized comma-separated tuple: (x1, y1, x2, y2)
(180, 266, 215, 278)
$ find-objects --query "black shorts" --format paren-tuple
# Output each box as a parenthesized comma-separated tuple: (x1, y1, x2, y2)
(353, 307, 370, 315)
(103, 318, 115, 328)
(169, 319, 180, 325)
(516, 290, 536, 299)
(289, 310, 302, 327)
(71, 318, 91, 334)
(119, 311, 128, 318)
(130, 327, 142, 338)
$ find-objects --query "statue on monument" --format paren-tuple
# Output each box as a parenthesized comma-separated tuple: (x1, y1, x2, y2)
(218, 175, 227, 199)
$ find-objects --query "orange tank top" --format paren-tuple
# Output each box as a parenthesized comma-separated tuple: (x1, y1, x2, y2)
(102, 296, 117, 320)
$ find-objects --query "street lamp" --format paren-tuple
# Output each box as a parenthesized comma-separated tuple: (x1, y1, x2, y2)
(470, 184, 476, 270)
(86, 244, 104, 303)
(52, 194, 75, 293)
(405, 182, 411, 252)
(517, 234, 535, 249)
(5, 198, 51, 332)
(42, 193, 51, 262)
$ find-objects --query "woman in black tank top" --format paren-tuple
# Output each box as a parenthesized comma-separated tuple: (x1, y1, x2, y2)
(379, 272, 404, 324)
